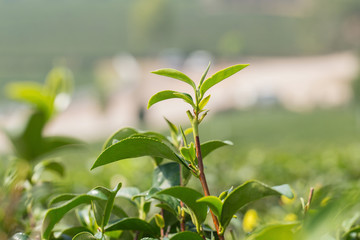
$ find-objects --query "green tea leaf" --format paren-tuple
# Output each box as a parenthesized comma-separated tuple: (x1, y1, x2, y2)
(200, 64, 249, 96)
(153, 162, 180, 189)
(57, 227, 92, 239)
(247, 223, 299, 240)
(220, 180, 293, 228)
(170, 231, 203, 240)
(92, 183, 122, 229)
(164, 118, 178, 136)
(147, 90, 195, 109)
(72, 232, 97, 240)
(157, 187, 207, 226)
(201, 140, 233, 159)
(92, 137, 185, 170)
(5, 82, 52, 116)
(197, 196, 223, 218)
(32, 160, 65, 183)
(105, 218, 158, 236)
(154, 214, 165, 229)
(42, 136, 83, 153)
(102, 127, 138, 150)
(199, 95, 211, 110)
(9, 111, 47, 161)
(49, 194, 78, 207)
(199, 62, 211, 86)
(151, 68, 196, 90)
(42, 188, 108, 239)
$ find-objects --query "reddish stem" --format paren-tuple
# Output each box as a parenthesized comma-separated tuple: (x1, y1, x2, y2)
(195, 136, 224, 240)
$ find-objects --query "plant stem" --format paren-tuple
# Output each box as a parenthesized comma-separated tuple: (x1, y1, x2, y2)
(193, 119, 224, 240)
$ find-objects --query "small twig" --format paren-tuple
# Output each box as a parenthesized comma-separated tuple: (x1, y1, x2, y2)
(304, 187, 315, 214)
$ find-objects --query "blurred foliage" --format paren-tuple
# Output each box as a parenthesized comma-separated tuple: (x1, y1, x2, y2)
(0, 66, 85, 238)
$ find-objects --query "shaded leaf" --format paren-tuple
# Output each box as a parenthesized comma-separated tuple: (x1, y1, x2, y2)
(32, 160, 65, 183)
(72, 232, 97, 240)
(147, 90, 195, 109)
(105, 218, 158, 236)
(57, 227, 92, 239)
(49, 193, 78, 207)
(153, 162, 180, 189)
(170, 231, 203, 240)
(201, 140, 233, 159)
(42, 136, 83, 153)
(9, 111, 47, 161)
(151, 68, 196, 90)
(221, 180, 293, 228)
(200, 64, 249, 96)
(92, 137, 185, 170)
(157, 187, 207, 226)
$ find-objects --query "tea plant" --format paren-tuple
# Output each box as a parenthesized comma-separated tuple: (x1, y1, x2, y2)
(1, 66, 81, 238)
(40, 63, 299, 240)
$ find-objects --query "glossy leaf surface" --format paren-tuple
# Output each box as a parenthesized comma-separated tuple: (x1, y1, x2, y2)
(102, 127, 138, 150)
(197, 196, 223, 218)
(247, 223, 299, 240)
(200, 64, 249, 96)
(151, 68, 196, 90)
(92, 137, 184, 170)
(147, 90, 195, 109)
(221, 180, 293, 228)
(201, 140, 233, 159)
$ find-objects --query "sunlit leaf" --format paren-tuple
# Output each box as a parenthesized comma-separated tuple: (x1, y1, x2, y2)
(197, 196, 223, 218)
(147, 90, 195, 109)
(201, 140, 233, 159)
(199, 62, 211, 86)
(151, 68, 196, 90)
(199, 95, 211, 110)
(247, 223, 299, 240)
(200, 64, 249, 96)
(102, 127, 138, 150)
(5, 82, 51, 115)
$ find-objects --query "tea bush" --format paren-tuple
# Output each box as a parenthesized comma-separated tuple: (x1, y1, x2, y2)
(2, 64, 360, 240)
